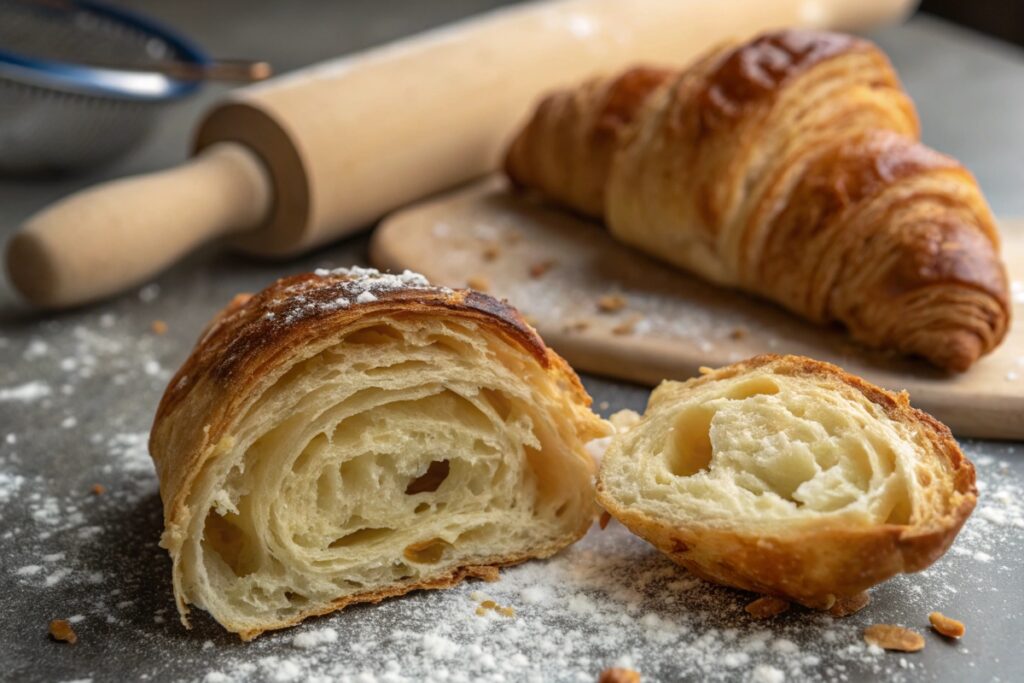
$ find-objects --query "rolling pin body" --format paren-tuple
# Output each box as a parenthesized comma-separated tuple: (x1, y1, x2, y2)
(6, 0, 916, 307)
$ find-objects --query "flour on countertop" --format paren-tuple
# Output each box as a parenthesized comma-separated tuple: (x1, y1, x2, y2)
(1, 300, 1023, 683)
(0, 380, 51, 402)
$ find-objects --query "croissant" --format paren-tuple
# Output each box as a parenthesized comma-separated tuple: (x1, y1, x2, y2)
(149, 267, 607, 639)
(505, 29, 1010, 372)
(596, 354, 977, 609)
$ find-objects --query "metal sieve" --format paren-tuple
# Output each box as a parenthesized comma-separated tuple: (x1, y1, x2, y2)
(0, 0, 267, 174)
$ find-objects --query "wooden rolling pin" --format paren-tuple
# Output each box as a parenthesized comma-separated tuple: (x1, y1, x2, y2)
(5, 0, 915, 308)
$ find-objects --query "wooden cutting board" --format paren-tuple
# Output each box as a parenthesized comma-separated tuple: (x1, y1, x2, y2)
(371, 177, 1024, 439)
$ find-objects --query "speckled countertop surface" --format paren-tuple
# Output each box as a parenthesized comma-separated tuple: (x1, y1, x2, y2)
(1, 3, 1022, 682)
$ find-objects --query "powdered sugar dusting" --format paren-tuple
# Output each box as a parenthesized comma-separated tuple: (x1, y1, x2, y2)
(0, 380, 51, 402)
(273, 267, 437, 325)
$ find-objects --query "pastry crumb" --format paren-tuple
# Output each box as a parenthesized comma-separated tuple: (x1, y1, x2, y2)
(698, 366, 714, 375)
(90, 483, 106, 496)
(611, 316, 641, 336)
(597, 294, 627, 313)
(599, 511, 612, 530)
(475, 598, 515, 618)
(829, 591, 870, 617)
(565, 319, 590, 333)
(728, 327, 746, 340)
(466, 276, 490, 292)
(929, 611, 965, 638)
(482, 244, 500, 261)
(863, 624, 925, 652)
(151, 320, 168, 335)
(529, 260, 556, 278)
(49, 619, 77, 644)
(745, 596, 790, 619)
(598, 667, 641, 683)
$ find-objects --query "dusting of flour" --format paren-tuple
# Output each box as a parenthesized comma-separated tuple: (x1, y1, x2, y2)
(1, 282, 1022, 683)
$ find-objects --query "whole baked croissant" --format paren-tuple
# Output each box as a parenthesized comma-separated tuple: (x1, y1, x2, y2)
(505, 29, 1010, 372)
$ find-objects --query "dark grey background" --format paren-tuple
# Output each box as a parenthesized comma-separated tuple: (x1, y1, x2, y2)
(1, 2, 1022, 682)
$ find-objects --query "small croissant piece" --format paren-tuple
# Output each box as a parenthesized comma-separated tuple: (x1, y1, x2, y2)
(506, 30, 1010, 372)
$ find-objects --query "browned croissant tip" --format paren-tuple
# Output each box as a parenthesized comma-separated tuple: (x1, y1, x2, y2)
(920, 330, 983, 374)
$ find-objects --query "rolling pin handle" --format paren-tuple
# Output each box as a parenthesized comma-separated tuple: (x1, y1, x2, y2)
(5, 143, 272, 309)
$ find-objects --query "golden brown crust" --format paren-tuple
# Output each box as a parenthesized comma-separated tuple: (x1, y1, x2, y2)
(149, 270, 604, 638)
(696, 30, 870, 125)
(596, 354, 977, 609)
(505, 29, 1010, 371)
(505, 66, 673, 218)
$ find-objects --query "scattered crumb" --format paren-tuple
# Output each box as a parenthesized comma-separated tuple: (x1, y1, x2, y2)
(729, 327, 747, 340)
(150, 320, 168, 335)
(829, 592, 870, 617)
(90, 483, 106, 496)
(49, 619, 77, 644)
(612, 316, 641, 336)
(745, 596, 790, 619)
(482, 244, 500, 262)
(929, 612, 965, 639)
(598, 667, 641, 683)
(698, 366, 714, 375)
(565, 319, 591, 333)
(598, 401, 610, 411)
(475, 598, 515, 618)
(529, 260, 556, 278)
(863, 625, 925, 652)
(597, 295, 627, 313)
(466, 276, 490, 292)
(599, 511, 612, 530)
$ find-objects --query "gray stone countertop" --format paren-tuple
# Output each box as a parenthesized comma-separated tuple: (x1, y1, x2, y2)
(0, 3, 1021, 682)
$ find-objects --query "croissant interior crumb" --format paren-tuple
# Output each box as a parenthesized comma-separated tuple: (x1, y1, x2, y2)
(177, 316, 594, 632)
(606, 370, 920, 525)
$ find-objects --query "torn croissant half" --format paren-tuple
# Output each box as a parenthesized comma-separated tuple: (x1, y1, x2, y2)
(149, 268, 607, 639)
(596, 355, 976, 609)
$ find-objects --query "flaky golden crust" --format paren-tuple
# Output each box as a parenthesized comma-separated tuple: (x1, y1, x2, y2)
(596, 354, 977, 609)
(149, 271, 605, 638)
(505, 29, 1010, 372)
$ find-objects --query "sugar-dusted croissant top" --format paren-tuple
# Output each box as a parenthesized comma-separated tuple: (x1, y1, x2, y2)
(505, 29, 1010, 372)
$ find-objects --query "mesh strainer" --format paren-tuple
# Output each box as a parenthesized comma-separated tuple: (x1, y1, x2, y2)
(0, 0, 267, 174)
